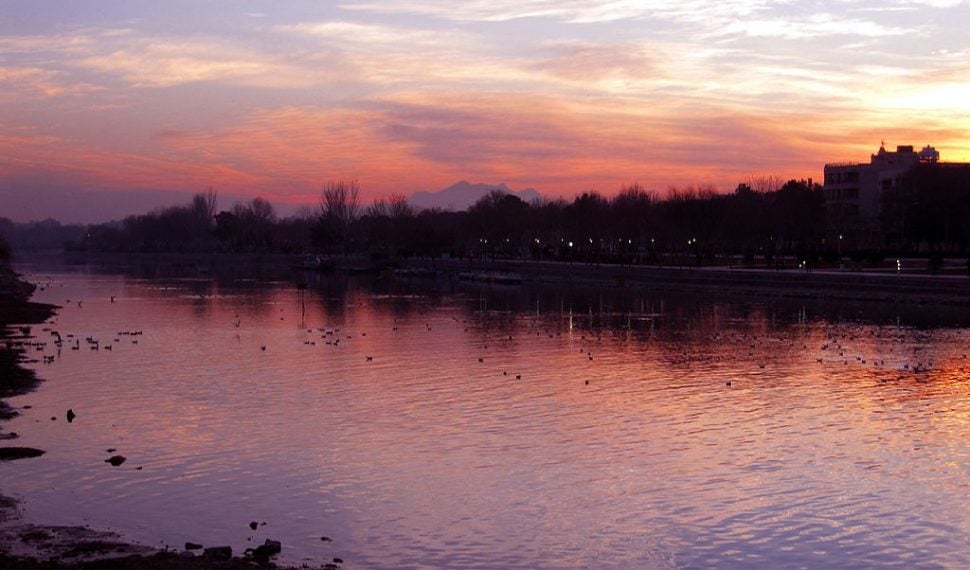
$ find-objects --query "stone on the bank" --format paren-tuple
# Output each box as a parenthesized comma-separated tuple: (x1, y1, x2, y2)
(203, 546, 232, 560)
(247, 539, 283, 559)
(255, 539, 281, 557)
(0, 447, 45, 461)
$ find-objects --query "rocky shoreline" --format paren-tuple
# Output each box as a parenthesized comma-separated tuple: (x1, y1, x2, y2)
(0, 262, 56, 440)
(0, 263, 317, 569)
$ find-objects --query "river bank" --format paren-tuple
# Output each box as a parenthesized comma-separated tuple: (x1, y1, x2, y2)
(0, 263, 57, 432)
(397, 257, 970, 306)
(18, 250, 970, 307)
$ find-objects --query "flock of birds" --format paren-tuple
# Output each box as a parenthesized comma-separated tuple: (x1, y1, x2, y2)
(215, 299, 964, 394)
(7, 293, 963, 486)
(9, 287, 964, 391)
(18, 324, 144, 360)
(5, 275, 966, 570)
(6, 283, 965, 444)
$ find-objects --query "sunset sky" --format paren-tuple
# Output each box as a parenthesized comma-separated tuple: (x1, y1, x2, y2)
(2, 0, 969, 222)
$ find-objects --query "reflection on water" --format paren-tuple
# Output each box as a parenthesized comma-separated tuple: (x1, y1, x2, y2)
(4, 260, 970, 569)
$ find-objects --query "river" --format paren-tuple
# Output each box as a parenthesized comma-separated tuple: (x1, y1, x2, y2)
(3, 258, 970, 569)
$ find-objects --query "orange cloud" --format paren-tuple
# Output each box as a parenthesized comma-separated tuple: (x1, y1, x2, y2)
(5, 79, 968, 214)
(0, 66, 96, 101)
(4, 5, 970, 220)
(140, 93, 841, 204)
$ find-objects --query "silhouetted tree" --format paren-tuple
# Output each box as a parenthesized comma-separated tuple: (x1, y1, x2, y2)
(0, 234, 10, 264)
(361, 194, 416, 256)
(772, 179, 825, 258)
(315, 180, 361, 254)
(213, 210, 241, 250)
(467, 191, 529, 259)
(527, 198, 566, 259)
(611, 184, 654, 259)
(234, 196, 276, 250)
(564, 191, 608, 259)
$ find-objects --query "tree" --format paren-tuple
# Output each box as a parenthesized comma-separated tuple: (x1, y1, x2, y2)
(188, 188, 217, 247)
(564, 191, 608, 259)
(747, 175, 784, 194)
(190, 188, 217, 225)
(220, 196, 277, 250)
(321, 180, 360, 226)
(611, 183, 654, 259)
(387, 194, 414, 219)
(249, 196, 276, 227)
(0, 233, 10, 264)
(467, 191, 529, 258)
(213, 210, 241, 250)
(316, 180, 361, 253)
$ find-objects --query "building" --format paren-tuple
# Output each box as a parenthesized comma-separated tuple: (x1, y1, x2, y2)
(823, 143, 946, 249)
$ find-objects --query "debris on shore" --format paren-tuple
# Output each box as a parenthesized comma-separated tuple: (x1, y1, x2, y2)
(0, 447, 45, 461)
(105, 455, 127, 467)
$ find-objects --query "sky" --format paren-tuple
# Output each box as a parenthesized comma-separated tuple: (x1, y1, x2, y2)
(2, 0, 970, 223)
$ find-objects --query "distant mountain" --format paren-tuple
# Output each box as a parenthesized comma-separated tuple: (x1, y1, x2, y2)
(409, 181, 541, 212)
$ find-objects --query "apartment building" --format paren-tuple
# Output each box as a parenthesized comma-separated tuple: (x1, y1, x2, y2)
(823, 144, 941, 248)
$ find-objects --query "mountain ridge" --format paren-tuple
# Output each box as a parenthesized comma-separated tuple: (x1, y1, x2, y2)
(409, 181, 541, 211)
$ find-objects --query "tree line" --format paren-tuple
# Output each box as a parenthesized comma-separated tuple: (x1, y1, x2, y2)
(1, 176, 963, 266)
(8, 179, 827, 265)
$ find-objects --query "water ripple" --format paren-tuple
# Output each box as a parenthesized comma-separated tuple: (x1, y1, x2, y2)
(3, 268, 970, 568)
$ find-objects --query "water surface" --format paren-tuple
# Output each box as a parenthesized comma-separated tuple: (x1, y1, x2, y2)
(4, 260, 970, 569)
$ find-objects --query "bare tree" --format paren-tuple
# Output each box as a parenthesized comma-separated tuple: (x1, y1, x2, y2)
(190, 187, 218, 224)
(747, 175, 784, 194)
(367, 198, 390, 219)
(317, 180, 361, 253)
(187, 188, 218, 246)
(387, 194, 414, 219)
(367, 194, 412, 219)
(293, 205, 318, 220)
(249, 196, 276, 226)
(225, 196, 276, 250)
(320, 180, 361, 226)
